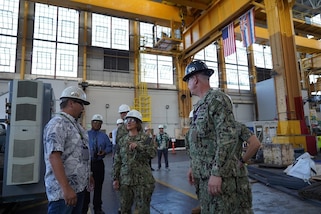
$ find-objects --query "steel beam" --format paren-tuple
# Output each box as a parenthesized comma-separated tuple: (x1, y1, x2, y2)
(182, 0, 253, 57)
(264, 0, 302, 121)
(70, 0, 182, 26)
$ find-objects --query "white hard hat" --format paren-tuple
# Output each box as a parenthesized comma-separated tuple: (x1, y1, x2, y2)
(144, 126, 150, 131)
(118, 104, 130, 113)
(125, 109, 142, 122)
(60, 86, 90, 105)
(158, 124, 164, 129)
(189, 110, 193, 118)
(116, 118, 124, 124)
(92, 114, 103, 122)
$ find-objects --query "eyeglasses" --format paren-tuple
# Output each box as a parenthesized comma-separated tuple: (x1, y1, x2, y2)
(124, 118, 136, 124)
(73, 99, 84, 107)
(92, 120, 102, 124)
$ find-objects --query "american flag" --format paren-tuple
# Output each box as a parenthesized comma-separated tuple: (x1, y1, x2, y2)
(240, 8, 256, 47)
(222, 23, 236, 57)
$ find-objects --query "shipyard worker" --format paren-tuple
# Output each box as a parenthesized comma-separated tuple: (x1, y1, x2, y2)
(82, 114, 112, 214)
(115, 104, 130, 144)
(144, 126, 156, 171)
(155, 124, 171, 171)
(112, 118, 124, 161)
(43, 86, 93, 214)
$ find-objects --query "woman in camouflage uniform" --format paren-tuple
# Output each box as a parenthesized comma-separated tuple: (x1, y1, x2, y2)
(113, 110, 157, 214)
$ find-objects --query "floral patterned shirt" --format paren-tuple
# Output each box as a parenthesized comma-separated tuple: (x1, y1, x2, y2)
(43, 112, 90, 201)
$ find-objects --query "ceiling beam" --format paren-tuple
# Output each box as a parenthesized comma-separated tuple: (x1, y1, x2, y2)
(29, 0, 183, 26)
(182, 0, 253, 58)
(161, 0, 208, 10)
(70, 0, 182, 25)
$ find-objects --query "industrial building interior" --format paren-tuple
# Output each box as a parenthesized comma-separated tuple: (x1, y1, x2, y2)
(1, 0, 321, 213)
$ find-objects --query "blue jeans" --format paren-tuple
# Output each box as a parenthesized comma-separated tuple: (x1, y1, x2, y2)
(157, 149, 169, 169)
(48, 190, 85, 214)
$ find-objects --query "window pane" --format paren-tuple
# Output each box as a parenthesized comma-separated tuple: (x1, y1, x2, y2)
(156, 25, 171, 38)
(92, 13, 111, 48)
(34, 4, 57, 41)
(226, 64, 239, 89)
(0, 35, 17, 73)
(194, 43, 219, 88)
(140, 22, 154, 48)
(264, 46, 273, 69)
(239, 66, 250, 90)
(31, 40, 56, 75)
(205, 44, 217, 62)
(0, 0, 19, 36)
(141, 53, 157, 83)
(112, 17, 129, 50)
(253, 44, 264, 67)
(236, 40, 247, 66)
(57, 7, 79, 44)
(158, 55, 173, 84)
(194, 49, 205, 59)
(56, 43, 78, 77)
(253, 43, 273, 69)
(207, 61, 219, 88)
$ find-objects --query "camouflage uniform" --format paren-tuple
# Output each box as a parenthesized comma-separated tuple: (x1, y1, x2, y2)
(116, 123, 128, 145)
(113, 132, 157, 214)
(232, 121, 254, 213)
(186, 88, 253, 214)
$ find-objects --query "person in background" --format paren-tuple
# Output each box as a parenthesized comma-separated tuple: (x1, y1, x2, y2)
(144, 126, 155, 171)
(82, 114, 112, 214)
(155, 124, 171, 171)
(43, 86, 93, 214)
(113, 110, 157, 213)
(114, 104, 130, 214)
(112, 119, 124, 162)
(116, 104, 130, 144)
(183, 60, 255, 213)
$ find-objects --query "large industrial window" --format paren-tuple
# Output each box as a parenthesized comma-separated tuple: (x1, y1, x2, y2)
(140, 22, 154, 48)
(92, 14, 129, 50)
(0, 0, 19, 73)
(139, 22, 173, 49)
(32, 4, 79, 77)
(253, 44, 272, 69)
(140, 53, 173, 84)
(225, 40, 250, 90)
(139, 22, 173, 84)
(194, 43, 219, 88)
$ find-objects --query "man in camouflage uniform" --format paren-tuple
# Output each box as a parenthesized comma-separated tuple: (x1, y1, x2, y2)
(184, 60, 257, 214)
(112, 110, 156, 214)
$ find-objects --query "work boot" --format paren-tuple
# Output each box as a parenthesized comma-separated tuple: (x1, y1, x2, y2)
(191, 205, 201, 214)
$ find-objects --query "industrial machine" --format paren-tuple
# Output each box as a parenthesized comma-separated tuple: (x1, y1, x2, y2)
(0, 80, 55, 203)
(245, 121, 278, 144)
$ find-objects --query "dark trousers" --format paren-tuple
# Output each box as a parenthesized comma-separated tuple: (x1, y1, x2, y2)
(157, 149, 169, 169)
(48, 190, 85, 214)
(82, 160, 105, 213)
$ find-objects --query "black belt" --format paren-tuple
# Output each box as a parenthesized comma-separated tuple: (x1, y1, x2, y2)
(92, 159, 103, 163)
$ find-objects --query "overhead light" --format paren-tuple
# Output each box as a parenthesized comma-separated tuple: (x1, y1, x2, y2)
(307, 34, 314, 39)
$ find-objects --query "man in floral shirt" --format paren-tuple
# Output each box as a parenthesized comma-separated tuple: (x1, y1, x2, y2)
(43, 86, 93, 214)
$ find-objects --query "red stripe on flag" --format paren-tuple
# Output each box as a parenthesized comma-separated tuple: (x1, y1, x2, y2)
(222, 23, 236, 57)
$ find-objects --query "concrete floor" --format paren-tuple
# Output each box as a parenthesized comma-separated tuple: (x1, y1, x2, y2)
(11, 150, 321, 214)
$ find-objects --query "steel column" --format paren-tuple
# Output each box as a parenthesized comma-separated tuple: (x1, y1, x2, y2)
(264, 0, 303, 121)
